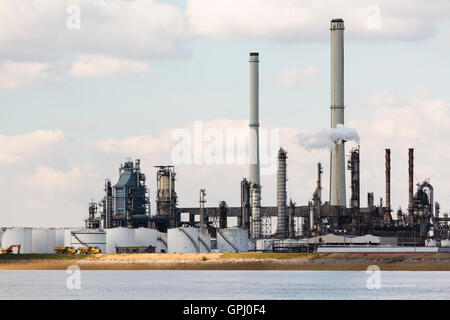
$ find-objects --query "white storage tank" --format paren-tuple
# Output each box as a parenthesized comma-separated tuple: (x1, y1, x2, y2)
(168, 227, 210, 253)
(248, 239, 257, 252)
(32, 228, 51, 253)
(47, 228, 56, 252)
(0, 228, 32, 254)
(156, 232, 167, 253)
(63, 228, 78, 247)
(55, 228, 66, 248)
(71, 229, 106, 253)
(256, 238, 274, 252)
(135, 228, 158, 248)
(198, 232, 211, 252)
(217, 228, 248, 252)
(106, 227, 135, 253)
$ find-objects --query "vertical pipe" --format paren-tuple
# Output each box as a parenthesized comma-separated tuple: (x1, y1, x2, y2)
(276, 148, 287, 238)
(309, 201, 314, 231)
(408, 148, 414, 220)
(199, 189, 206, 232)
(330, 18, 346, 207)
(385, 149, 391, 211)
(317, 163, 322, 203)
(249, 52, 260, 185)
(250, 184, 261, 239)
(105, 180, 113, 228)
(348, 147, 360, 209)
(288, 199, 295, 238)
(219, 201, 227, 229)
(240, 178, 250, 229)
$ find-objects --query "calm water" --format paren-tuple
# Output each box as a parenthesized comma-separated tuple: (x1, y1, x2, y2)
(0, 270, 449, 300)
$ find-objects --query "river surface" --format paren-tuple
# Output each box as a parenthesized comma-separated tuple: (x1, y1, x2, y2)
(0, 270, 449, 299)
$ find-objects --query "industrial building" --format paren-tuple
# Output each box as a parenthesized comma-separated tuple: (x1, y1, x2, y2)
(82, 18, 449, 252)
(2, 18, 449, 255)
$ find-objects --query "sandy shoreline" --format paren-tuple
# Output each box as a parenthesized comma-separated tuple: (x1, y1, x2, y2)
(1, 252, 450, 271)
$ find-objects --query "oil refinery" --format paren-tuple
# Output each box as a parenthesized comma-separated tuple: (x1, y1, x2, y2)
(1, 18, 449, 255)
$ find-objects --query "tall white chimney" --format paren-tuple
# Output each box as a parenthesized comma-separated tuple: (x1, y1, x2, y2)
(249, 52, 262, 239)
(249, 52, 260, 185)
(329, 18, 346, 207)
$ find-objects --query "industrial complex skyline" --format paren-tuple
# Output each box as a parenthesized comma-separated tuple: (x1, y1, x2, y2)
(1, 0, 450, 227)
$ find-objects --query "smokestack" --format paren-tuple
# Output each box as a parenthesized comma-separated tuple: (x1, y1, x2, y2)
(199, 189, 206, 232)
(249, 52, 262, 239)
(240, 178, 250, 229)
(249, 52, 260, 185)
(288, 199, 295, 238)
(348, 147, 360, 209)
(385, 149, 391, 211)
(329, 18, 346, 207)
(219, 201, 228, 229)
(105, 179, 113, 228)
(384, 149, 392, 222)
(276, 148, 288, 238)
(408, 148, 414, 221)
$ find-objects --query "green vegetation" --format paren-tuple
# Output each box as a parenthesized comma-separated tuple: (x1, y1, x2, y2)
(219, 253, 315, 260)
(201, 256, 208, 261)
(0, 253, 93, 261)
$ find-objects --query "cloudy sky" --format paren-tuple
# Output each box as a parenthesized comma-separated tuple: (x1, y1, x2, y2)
(1, 0, 450, 227)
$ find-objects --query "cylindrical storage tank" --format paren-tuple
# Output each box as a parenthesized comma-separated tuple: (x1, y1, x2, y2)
(156, 232, 167, 253)
(47, 229, 56, 253)
(1, 228, 32, 254)
(168, 227, 201, 253)
(256, 239, 273, 252)
(135, 228, 157, 248)
(32, 228, 49, 253)
(71, 229, 106, 253)
(55, 228, 65, 248)
(106, 227, 135, 253)
(198, 233, 211, 253)
(217, 228, 249, 252)
(64, 228, 78, 247)
(248, 239, 256, 252)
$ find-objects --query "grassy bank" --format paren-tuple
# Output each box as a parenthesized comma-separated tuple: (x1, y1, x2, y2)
(1, 252, 450, 270)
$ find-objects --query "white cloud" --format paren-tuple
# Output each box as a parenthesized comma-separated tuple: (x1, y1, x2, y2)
(0, 61, 65, 89)
(69, 55, 149, 77)
(187, 0, 450, 41)
(0, 130, 65, 164)
(25, 164, 98, 191)
(0, 0, 449, 88)
(0, 0, 190, 61)
(275, 66, 318, 87)
(351, 90, 450, 213)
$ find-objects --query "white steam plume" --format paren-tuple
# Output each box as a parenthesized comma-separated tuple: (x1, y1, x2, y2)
(297, 124, 360, 150)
